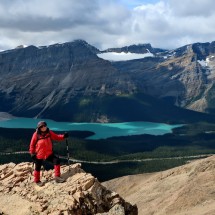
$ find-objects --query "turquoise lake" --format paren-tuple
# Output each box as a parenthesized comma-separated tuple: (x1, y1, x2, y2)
(0, 117, 183, 140)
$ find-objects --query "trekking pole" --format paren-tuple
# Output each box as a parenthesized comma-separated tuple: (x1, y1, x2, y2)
(66, 138, 70, 171)
(31, 162, 35, 175)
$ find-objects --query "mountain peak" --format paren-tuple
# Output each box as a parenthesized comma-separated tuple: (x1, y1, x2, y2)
(0, 162, 137, 215)
(103, 43, 166, 54)
(168, 41, 215, 60)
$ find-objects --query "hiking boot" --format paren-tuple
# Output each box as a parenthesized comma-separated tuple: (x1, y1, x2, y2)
(36, 181, 45, 187)
(55, 176, 66, 183)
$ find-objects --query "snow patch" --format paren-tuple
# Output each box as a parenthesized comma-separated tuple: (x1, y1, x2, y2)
(198, 60, 207, 67)
(97, 52, 154, 61)
(162, 53, 174, 59)
(15, 45, 28, 49)
(206, 56, 215, 62)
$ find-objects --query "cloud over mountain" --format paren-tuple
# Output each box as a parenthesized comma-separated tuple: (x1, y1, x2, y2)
(0, 0, 215, 51)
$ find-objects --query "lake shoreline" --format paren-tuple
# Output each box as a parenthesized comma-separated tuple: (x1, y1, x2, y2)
(0, 116, 184, 140)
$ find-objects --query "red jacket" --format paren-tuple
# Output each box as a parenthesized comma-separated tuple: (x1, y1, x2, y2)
(29, 130, 64, 159)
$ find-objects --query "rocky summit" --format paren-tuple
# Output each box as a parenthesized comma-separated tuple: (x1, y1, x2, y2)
(0, 162, 137, 215)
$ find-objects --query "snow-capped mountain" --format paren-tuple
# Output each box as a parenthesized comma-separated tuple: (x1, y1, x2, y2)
(0, 40, 215, 122)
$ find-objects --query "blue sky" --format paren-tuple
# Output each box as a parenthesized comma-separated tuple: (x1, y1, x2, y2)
(0, 0, 214, 51)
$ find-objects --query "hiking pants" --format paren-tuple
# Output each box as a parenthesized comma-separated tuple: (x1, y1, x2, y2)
(34, 154, 61, 182)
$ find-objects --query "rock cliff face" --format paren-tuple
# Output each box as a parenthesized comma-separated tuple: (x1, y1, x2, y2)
(0, 40, 215, 121)
(0, 40, 137, 121)
(0, 162, 137, 215)
(113, 42, 215, 114)
(102, 43, 166, 54)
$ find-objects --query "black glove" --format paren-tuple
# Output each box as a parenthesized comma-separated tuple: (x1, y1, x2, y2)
(64, 132, 69, 139)
(31, 153, 37, 161)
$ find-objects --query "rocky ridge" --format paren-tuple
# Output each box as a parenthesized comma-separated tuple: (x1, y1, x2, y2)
(103, 155, 215, 215)
(0, 40, 137, 121)
(114, 42, 215, 113)
(102, 43, 166, 54)
(0, 162, 137, 215)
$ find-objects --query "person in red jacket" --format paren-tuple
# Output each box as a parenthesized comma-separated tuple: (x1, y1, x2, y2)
(29, 121, 69, 186)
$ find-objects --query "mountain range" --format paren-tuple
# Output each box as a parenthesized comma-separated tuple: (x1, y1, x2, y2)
(0, 40, 215, 123)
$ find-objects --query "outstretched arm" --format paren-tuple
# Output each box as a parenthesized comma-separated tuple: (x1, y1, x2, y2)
(49, 130, 65, 141)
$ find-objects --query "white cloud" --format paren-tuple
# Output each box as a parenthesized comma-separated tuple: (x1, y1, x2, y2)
(167, 0, 215, 17)
(129, 0, 215, 49)
(0, 0, 215, 51)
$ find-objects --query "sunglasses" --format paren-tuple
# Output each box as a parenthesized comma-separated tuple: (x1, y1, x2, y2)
(39, 125, 47, 129)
